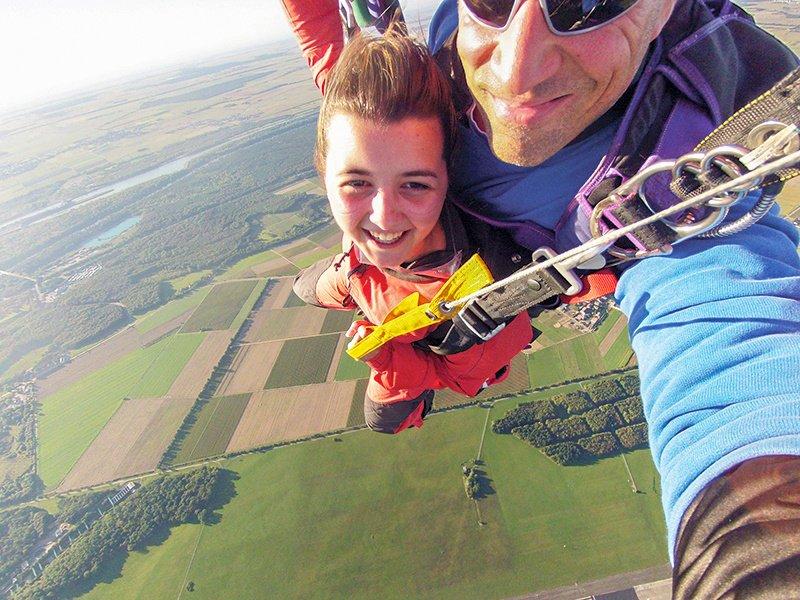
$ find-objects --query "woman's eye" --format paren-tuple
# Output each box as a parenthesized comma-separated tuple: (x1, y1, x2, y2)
(341, 180, 369, 190)
(403, 181, 432, 191)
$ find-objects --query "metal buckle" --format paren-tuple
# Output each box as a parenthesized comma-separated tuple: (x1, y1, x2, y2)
(531, 247, 583, 296)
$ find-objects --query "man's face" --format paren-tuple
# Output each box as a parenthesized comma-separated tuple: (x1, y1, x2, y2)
(456, 0, 676, 166)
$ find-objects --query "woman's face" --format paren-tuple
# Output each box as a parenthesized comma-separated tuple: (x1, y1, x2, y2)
(323, 114, 448, 269)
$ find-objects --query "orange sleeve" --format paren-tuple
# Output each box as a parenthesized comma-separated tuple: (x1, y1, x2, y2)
(280, 0, 344, 94)
(365, 313, 532, 403)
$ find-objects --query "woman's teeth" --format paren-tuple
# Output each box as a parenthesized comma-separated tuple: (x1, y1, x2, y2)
(369, 231, 403, 244)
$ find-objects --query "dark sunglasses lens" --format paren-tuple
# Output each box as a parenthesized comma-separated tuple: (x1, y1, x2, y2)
(545, 0, 639, 32)
(462, 0, 518, 28)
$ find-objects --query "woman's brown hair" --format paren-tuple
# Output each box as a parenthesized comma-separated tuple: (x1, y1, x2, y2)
(315, 25, 458, 174)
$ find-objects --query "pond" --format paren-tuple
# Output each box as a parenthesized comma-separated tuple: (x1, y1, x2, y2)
(80, 215, 141, 250)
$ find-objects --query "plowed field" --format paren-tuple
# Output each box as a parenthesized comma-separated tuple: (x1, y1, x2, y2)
(57, 396, 195, 491)
(168, 330, 234, 397)
(217, 341, 284, 395)
(226, 381, 356, 452)
(260, 278, 294, 310)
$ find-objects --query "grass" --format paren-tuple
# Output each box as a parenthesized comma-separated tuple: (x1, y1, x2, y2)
(182, 280, 259, 333)
(260, 213, 307, 242)
(170, 394, 251, 465)
(307, 221, 342, 246)
(264, 334, 340, 389)
(169, 270, 212, 294)
(77, 404, 667, 600)
(130, 333, 205, 397)
(319, 310, 355, 334)
(281, 239, 317, 258)
(37, 336, 176, 489)
(333, 350, 371, 381)
(134, 287, 211, 335)
(602, 329, 635, 370)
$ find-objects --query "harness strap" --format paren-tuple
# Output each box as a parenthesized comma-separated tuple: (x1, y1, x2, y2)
(346, 254, 494, 360)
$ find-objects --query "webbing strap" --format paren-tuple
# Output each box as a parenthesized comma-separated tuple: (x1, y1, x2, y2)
(563, 269, 619, 304)
(346, 254, 494, 360)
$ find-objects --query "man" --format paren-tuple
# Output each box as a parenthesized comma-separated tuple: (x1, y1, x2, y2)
(282, 0, 800, 593)
(427, 0, 800, 595)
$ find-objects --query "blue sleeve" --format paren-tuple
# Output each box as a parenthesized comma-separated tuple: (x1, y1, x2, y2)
(428, 0, 458, 52)
(616, 202, 800, 560)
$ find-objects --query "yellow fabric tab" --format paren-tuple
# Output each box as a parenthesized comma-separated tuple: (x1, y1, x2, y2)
(346, 254, 494, 360)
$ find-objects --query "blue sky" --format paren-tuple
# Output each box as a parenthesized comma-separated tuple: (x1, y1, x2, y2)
(0, 0, 441, 113)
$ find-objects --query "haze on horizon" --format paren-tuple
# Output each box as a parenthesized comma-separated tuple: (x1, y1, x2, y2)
(0, 0, 441, 115)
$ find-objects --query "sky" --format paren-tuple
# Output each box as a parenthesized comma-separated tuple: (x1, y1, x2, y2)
(0, 0, 442, 114)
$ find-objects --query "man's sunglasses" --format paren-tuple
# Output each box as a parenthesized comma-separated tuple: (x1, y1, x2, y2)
(462, 0, 641, 35)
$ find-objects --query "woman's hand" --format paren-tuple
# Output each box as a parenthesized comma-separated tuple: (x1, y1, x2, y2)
(346, 320, 380, 362)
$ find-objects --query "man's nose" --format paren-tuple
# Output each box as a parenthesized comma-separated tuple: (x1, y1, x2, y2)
(492, 1, 561, 96)
(370, 189, 401, 228)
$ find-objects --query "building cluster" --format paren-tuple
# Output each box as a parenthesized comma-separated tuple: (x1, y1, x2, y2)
(554, 296, 615, 333)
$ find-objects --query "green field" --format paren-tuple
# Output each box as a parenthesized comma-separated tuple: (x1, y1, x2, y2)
(294, 247, 338, 269)
(170, 394, 252, 465)
(134, 286, 211, 335)
(260, 212, 308, 242)
(282, 291, 306, 308)
(281, 239, 317, 258)
(79, 402, 666, 600)
(182, 280, 259, 332)
(307, 221, 342, 246)
(217, 249, 282, 281)
(333, 350, 371, 381)
(130, 333, 205, 397)
(320, 309, 355, 334)
(38, 336, 176, 488)
(346, 379, 368, 427)
(264, 334, 340, 389)
(168, 270, 212, 294)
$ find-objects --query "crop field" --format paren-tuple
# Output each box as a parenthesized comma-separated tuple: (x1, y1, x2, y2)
(282, 291, 306, 308)
(346, 379, 369, 427)
(134, 286, 211, 334)
(264, 334, 340, 389)
(168, 330, 234, 397)
(319, 309, 355, 334)
(170, 394, 252, 465)
(129, 333, 205, 398)
(249, 255, 299, 278)
(307, 221, 343, 248)
(334, 349, 371, 381)
(218, 249, 284, 280)
(225, 381, 357, 452)
(57, 396, 195, 491)
(0, 347, 47, 383)
(243, 305, 328, 342)
(280, 239, 317, 258)
(260, 277, 294, 309)
(293, 246, 339, 268)
(81, 401, 667, 600)
(217, 341, 284, 395)
(434, 354, 531, 410)
(181, 280, 259, 332)
(38, 315, 186, 398)
(229, 278, 269, 333)
(37, 335, 176, 488)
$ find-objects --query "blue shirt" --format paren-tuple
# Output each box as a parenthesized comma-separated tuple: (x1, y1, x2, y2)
(430, 0, 800, 559)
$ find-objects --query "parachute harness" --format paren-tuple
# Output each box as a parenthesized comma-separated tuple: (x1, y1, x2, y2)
(347, 68, 800, 360)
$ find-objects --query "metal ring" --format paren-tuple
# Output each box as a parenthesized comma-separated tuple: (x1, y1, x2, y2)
(588, 196, 639, 259)
(698, 146, 749, 206)
(746, 121, 800, 155)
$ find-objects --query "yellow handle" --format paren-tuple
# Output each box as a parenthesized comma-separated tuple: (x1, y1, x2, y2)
(346, 254, 494, 360)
